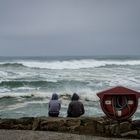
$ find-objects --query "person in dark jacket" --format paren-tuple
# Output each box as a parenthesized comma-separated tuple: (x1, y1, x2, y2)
(67, 93, 85, 117)
(48, 93, 61, 117)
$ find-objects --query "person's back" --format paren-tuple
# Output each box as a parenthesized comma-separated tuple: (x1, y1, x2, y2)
(48, 93, 61, 117)
(67, 93, 85, 117)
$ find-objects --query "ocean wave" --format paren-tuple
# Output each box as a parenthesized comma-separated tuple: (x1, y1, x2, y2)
(0, 89, 99, 102)
(0, 59, 140, 69)
(0, 80, 88, 88)
(18, 59, 140, 69)
(0, 91, 51, 99)
(0, 80, 49, 88)
(0, 63, 25, 68)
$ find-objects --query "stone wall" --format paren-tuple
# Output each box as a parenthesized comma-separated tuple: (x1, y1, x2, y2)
(0, 116, 139, 138)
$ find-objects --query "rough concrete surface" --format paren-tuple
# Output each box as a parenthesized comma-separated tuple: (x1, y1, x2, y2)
(0, 130, 138, 140)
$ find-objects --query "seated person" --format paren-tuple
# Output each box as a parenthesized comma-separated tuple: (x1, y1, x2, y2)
(48, 93, 61, 117)
(67, 93, 85, 117)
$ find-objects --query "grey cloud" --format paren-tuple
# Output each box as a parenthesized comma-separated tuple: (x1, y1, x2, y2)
(0, 0, 140, 56)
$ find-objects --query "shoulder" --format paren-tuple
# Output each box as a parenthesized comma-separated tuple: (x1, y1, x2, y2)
(58, 100, 61, 104)
(78, 101, 84, 105)
(68, 101, 74, 106)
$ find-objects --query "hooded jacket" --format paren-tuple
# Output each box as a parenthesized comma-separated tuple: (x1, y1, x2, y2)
(49, 93, 61, 114)
(67, 93, 85, 117)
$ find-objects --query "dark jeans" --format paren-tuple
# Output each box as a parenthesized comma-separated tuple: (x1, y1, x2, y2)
(49, 112, 59, 117)
(67, 113, 80, 117)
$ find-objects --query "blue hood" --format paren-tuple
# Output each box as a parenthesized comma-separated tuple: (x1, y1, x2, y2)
(51, 93, 58, 100)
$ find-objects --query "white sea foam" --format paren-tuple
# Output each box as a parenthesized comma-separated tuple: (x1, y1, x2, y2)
(0, 91, 51, 98)
(19, 59, 140, 69)
(0, 99, 49, 111)
(0, 88, 11, 93)
(0, 71, 8, 77)
(0, 88, 100, 101)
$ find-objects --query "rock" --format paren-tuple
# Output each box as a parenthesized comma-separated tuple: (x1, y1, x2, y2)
(0, 116, 138, 138)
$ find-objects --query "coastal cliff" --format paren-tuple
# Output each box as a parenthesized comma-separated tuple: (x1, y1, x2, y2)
(0, 116, 139, 139)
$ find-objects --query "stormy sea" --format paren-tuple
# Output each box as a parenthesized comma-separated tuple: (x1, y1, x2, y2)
(0, 56, 140, 119)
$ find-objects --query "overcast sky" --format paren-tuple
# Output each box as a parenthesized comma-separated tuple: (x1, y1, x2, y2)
(0, 0, 140, 56)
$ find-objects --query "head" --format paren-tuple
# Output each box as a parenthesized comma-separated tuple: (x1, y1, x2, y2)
(71, 93, 79, 101)
(51, 93, 58, 100)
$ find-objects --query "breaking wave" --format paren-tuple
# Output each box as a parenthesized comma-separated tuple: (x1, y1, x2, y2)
(1, 59, 140, 69)
(0, 63, 25, 68)
(0, 90, 99, 102)
(0, 80, 89, 88)
(12, 59, 140, 69)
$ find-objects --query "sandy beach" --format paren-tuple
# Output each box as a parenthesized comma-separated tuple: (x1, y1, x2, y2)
(0, 130, 138, 140)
